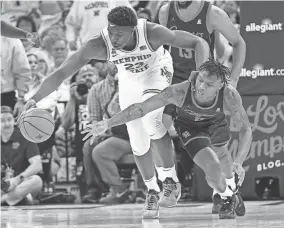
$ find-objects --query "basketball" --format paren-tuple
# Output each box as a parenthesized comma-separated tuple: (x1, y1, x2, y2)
(19, 108, 55, 143)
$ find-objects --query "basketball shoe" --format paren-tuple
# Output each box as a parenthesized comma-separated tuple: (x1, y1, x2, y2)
(158, 177, 181, 208)
(219, 193, 239, 219)
(142, 189, 160, 219)
(212, 193, 222, 214)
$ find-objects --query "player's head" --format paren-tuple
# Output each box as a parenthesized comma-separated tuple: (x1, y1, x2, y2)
(1, 106, 15, 135)
(194, 58, 230, 99)
(107, 6, 137, 50)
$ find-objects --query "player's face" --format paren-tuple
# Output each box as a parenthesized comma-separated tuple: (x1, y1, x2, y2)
(108, 24, 134, 50)
(195, 71, 223, 99)
(1, 113, 14, 135)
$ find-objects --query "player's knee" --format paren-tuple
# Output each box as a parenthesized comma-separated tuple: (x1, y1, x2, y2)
(194, 147, 222, 175)
(142, 108, 167, 140)
(132, 147, 150, 156)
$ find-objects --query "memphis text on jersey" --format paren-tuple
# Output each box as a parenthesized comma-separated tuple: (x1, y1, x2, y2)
(111, 51, 152, 73)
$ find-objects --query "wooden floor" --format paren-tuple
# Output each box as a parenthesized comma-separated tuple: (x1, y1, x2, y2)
(1, 201, 284, 228)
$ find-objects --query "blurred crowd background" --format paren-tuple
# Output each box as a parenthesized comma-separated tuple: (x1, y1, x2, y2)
(1, 0, 241, 205)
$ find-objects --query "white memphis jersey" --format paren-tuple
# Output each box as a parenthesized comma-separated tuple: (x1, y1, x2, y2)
(101, 19, 167, 77)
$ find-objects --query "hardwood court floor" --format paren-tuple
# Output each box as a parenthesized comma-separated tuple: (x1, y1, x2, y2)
(1, 201, 284, 228)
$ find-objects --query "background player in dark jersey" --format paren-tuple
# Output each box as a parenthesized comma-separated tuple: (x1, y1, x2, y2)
(1, 20, 40, 46)
(159, 0, 246, 87)
(83, 59, 252, 219)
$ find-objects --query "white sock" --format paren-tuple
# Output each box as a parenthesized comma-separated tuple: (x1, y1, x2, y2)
(212, 189, 218, 196)
(225, 175, 236, 192)
(144, 175, 160, 192)
(163, 165, 179, 183)
(219, 185, 234, 199)
(155, 165, 166, 182)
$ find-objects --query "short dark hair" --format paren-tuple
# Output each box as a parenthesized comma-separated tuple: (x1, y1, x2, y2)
(16, 16, 37, 32)
(198, 58, 231, 84)
(108, 6, 137, 27)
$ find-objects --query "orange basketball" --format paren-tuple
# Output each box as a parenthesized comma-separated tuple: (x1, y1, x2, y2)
(19, 108, 55, 143)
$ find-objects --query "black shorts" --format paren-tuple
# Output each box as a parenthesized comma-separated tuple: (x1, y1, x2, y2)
(175, 116, 231, 159)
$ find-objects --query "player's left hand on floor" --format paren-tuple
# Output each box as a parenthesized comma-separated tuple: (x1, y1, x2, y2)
(233, 162, 245, 186)
(82, 120, 109, 145)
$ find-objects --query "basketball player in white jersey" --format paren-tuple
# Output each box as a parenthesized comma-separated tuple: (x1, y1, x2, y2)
(22, 6, 210, 218)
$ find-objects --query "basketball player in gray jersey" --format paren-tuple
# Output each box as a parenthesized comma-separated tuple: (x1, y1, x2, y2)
(159, 0, 247, 214)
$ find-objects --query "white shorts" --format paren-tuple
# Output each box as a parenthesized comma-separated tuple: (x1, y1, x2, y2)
(119, 51, 173, 156)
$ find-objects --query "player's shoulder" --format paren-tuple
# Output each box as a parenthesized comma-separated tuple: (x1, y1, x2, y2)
(224, 84, 242, 106)
(208, 4, 228, 24)
(159, 2, 170, 26)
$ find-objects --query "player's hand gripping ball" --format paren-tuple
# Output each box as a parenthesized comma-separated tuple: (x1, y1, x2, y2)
(17, 102, 55, 143)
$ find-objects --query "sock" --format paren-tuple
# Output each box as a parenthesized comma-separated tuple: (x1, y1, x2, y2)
(225, 174, 236, 192)
(144, 175, 160, 192)
(219, 185, 234, 199)
(155, 165, 166, 182)
(212, 189, 218, 196)
(163, 165, 179, 183)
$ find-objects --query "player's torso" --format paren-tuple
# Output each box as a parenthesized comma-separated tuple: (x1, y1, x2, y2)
(174, 81, 225, 124)
(101, 19, 166, 77)
(166, 1, 215, 83)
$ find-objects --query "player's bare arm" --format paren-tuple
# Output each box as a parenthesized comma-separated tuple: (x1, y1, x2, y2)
(146, 22, 210, 68)
(107, 82, 189, 128)
(223, 85, 252, 165)
(30, 36, 107, 103)
(82, 82, 189, 142)
(209, 6, 246, 87)
(158, 3, 170, 26)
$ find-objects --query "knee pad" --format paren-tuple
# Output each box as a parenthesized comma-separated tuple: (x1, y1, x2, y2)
(142, 93, 167, 140)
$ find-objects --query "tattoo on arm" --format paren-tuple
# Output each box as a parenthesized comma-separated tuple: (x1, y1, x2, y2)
(225, 86, 250, 130)
(124, 104, 144, 123)
(159, 85, 187, 107)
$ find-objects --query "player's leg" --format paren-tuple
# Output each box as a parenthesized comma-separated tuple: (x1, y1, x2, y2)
(119, 79, 160, 219)
(141, 53, 180, 208)
(210, 121, 246, 216)
(177, 122, 239, 219)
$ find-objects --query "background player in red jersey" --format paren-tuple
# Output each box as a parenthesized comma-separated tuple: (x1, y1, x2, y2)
(159, 0, 245, 87)
(83, 59, 252, 219)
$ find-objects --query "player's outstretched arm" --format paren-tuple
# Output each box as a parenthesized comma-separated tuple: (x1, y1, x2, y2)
(147, 22, 210, 68)
(210, 6, 246, 87)
(82, 82, 189, 143)
(107, 83, 188, 128)
(224, 85, 252, 165)
(30, 36, 107, 103)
